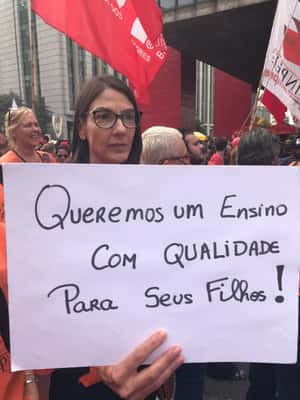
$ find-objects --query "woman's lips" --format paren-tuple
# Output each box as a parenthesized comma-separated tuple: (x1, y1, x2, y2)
(108, 143, 129, 149)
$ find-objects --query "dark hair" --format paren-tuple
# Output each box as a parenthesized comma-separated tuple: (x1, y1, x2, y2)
(0, 286, 10, 351)
(178, 128, 193, 144)
(215, 137, 228, 151)
(56, 145, 71, 155)
(237, 129, 280, 165)
(72, 75, 142, 164)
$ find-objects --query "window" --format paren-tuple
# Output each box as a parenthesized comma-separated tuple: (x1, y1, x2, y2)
(92, 56, 99, 76)
(66, 38, 76, 109)
(78, 47, 86, 82)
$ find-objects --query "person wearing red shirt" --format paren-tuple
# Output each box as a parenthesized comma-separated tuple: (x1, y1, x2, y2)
(208, 137, 227, 165)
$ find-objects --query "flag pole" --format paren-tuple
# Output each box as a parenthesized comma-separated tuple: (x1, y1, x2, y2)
(249, 79, 263, 130)
(237, 80, 262, 135)
(238, 107, 253, 134)
(30, 7, 36, 114)
(256, 1, 300, 125)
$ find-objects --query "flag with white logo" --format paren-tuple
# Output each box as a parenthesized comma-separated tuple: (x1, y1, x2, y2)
(262, 0, 300, 122)
(130, 0, 163, 42)
(31, 0, 168, 102)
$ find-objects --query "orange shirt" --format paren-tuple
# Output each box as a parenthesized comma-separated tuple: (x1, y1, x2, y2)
(0, 151, 99, 398)
(0, 220, 99, 399)
(0, 222, 25, 400)
(0, 150, 56, 223)
(0, 184, 4, 227)
(0, 150, 56, 164)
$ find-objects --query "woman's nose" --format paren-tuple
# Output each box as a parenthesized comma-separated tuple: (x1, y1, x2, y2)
(112, 117, 128, 133)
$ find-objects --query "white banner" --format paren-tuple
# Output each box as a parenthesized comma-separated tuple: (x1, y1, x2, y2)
(3, 164, 300, 371)
(262, 0, 300, 119)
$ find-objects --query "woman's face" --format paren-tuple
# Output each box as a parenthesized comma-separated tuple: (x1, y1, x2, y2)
(14, 112, 41, 150)
(56, 148, 69, 162)
(79, 88, 136, 164)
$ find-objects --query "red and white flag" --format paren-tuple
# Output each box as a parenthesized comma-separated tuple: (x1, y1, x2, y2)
(262, 0, 300, 123)
(31, 0, 168, 102)
(130, 0, 163, 42)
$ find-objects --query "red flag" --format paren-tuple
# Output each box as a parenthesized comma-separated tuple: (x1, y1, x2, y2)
(261, 89, 287, 123)
(262, 1, 300, 121)
(31, 0, 168, 102)
(283, 18, 300, 65)
(130, 0, 163, 42)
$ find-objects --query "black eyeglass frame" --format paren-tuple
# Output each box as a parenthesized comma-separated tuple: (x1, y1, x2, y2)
(89, 107, 142, 129)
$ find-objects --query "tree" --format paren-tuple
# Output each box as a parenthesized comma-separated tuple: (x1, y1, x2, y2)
(0, 92, 52, 134)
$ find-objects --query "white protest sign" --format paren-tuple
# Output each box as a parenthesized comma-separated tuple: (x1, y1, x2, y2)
(3, 164, 300, 371)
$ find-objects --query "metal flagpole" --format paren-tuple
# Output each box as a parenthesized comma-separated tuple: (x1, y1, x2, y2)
(249, 79, 263, 130)
(12, 0, 22, 100)
(29, 6, 36, 113)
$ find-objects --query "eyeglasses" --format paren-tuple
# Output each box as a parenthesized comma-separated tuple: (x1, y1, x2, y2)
(89, 108, 140, 129)
(159, 155, 191, 165)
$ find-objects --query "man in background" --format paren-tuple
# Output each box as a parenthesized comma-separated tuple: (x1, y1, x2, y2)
(180, 129, 208, 165)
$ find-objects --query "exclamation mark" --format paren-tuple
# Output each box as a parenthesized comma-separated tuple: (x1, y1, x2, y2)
(275, 265, 285, 303)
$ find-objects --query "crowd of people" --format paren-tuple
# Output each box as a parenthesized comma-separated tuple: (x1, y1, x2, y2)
(0, 130, 72, 164)
(0, 75, 300, 400)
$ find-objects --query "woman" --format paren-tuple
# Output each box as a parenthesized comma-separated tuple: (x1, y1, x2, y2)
(49, 75, 184, 400)
(55, 144, 71, 163)
(0, 107, 55, 400)
(0, 221, 39, 400)
(0, 107, 55, 164)
(0, 107, 55, 223)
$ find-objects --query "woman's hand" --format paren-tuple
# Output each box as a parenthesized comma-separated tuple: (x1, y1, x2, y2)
(23, 370, 39, 400)
(97, 330, 183, 400)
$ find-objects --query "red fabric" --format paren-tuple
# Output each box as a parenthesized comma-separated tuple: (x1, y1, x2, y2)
(283, 18, 300, 65)
(231, 137, 240, 148)
(140, 47, 181, 130)
(269, 122, 297, 135)
(214, 69, 252, 138)
(31, 0, 168, 102)
(208, 152, 224, 165)
(79, 367, 102, 387)
(261, 89, 287, 124)
(130, 0, 163, 42)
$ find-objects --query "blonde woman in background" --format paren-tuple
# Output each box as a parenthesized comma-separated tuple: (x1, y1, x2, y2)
(0, 107, 55, 399)
(0, 107, 55, 164)
(0, 107, 55, 223)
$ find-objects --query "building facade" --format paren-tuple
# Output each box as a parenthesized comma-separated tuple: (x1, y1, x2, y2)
(0, 0, 217, 138)
(0, 0, 119, 139)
